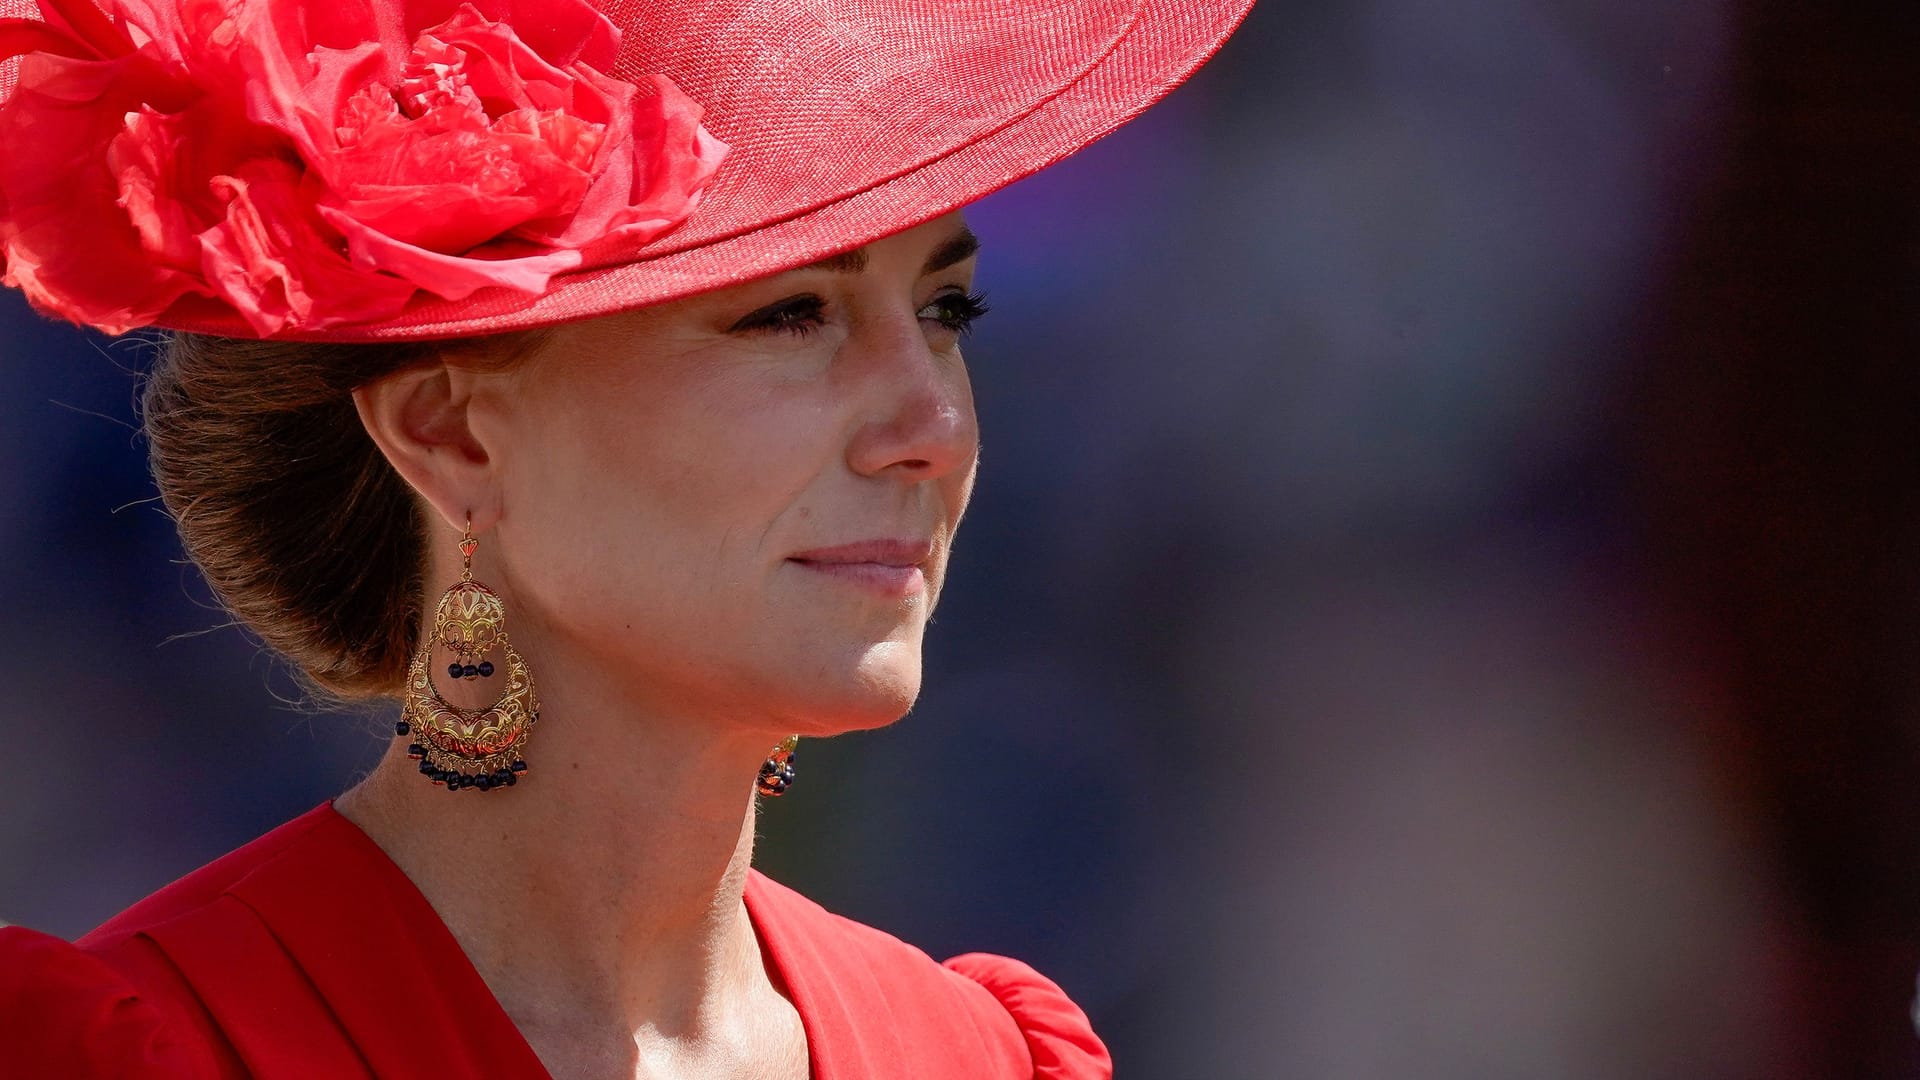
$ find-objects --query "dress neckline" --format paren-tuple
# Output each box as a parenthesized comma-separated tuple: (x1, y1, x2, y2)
(244, 802, 825, 1079)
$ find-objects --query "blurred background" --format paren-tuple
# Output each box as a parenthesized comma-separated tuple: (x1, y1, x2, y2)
(3, 1, 1918, 1076)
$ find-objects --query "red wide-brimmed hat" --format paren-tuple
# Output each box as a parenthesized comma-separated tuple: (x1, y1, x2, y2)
(0, 0, 1254, 341)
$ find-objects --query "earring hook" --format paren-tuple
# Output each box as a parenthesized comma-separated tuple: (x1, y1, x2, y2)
(458, 514, 478, 583)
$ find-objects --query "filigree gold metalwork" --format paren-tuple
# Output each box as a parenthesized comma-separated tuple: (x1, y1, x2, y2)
(433, 521, 505, 663)
(403, 640, 538, 779)
(400, 518, 540, 791)
(434, 580, 504, 658)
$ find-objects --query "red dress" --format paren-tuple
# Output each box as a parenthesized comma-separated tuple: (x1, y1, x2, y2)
(0, 804, 1110, 1078)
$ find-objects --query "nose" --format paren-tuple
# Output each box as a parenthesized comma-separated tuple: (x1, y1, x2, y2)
(843, 310, 978, 482)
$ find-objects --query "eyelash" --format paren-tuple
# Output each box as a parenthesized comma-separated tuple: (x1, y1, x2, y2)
(928, 290, 990, 338)
(733, 295, 825, 336)
(730, 291, 990, 339)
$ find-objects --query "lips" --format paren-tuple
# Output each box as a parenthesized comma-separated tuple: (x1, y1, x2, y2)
(787, 539, 933, 566)
(787, 539, 933, 598)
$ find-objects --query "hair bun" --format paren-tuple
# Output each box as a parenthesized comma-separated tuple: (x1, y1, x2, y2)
(143, 333, 433, 698)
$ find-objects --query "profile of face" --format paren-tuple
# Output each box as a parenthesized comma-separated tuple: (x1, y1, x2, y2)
(434, 212, 983, 740)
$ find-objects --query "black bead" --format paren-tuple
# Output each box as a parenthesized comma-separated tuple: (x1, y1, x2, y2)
(418, 759, 433, 774)
(448, 662, 464, 679)
(475, 775, 492, 791)
(461, 664, 479, 679)
(477, 661, 495, 678)
(510, 760, 528, 773)
(395, 720, 411, 736)
(502, 771, 517, 787)
(407, 743, 425, 759)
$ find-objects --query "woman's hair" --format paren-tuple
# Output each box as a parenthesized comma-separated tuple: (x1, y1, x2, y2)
(142, 330, 539, 700)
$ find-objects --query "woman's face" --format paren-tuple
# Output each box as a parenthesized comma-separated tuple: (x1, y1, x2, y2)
(469, 213, 982, 736)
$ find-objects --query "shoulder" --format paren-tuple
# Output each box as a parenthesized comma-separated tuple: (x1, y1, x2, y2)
(940, 952, 1114, 1080)
(0, 805, 344, 1078)
(745, 871, 1112, 1079)
(0, 925, 230, 1078)
(80, 802, 336, 950)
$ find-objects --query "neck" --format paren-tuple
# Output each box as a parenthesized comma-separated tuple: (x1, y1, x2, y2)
(335, 639, 789, 1054)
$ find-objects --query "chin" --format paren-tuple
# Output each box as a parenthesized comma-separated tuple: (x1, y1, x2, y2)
(784, 642, 923, 736)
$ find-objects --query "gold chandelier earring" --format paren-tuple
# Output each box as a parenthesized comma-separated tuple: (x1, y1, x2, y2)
(398, 517, 540, 792)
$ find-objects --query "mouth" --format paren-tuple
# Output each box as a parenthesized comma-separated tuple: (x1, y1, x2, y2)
(787, 539, 933, 598)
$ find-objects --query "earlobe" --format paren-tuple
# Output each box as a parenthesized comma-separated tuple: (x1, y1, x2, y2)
(352, 364, 499, 533)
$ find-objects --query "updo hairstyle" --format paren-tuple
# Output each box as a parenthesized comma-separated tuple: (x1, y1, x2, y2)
(141, 330, 543, 700)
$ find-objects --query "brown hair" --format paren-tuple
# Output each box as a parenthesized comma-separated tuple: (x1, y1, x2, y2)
(141, 330, 540, 700)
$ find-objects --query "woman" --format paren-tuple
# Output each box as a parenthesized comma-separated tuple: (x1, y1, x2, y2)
(0, 0, 1253, 1075)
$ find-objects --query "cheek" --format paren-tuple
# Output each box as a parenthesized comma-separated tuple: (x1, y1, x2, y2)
(940, 375, 981, 523)
(495, 362, 835, 642)
(482, 336, 940, 729)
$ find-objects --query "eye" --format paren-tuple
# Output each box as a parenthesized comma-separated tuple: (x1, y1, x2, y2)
(918, 290, 989, 339)
(730, 294, 827, 336)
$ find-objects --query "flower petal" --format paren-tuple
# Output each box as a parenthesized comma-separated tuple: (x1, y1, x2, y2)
(0, 50, 208, 333)
(0, 19, 96, 64)
(199, 159, 413, 334)
(32, 0, 134, 59)
(562, 73, 727, 257)
(2, 0, 721, 336)
(319, 202, 580, 299)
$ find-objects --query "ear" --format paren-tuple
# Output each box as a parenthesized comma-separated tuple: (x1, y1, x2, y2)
(353, 361, 500, 534)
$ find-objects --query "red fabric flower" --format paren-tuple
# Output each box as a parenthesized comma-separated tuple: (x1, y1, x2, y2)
(0, 0, 726, 335)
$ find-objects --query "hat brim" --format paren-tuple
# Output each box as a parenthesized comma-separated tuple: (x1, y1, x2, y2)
(9, 0, 1256, 342)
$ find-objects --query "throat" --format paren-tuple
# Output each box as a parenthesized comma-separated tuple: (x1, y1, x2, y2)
(334, 728, 794, 1073)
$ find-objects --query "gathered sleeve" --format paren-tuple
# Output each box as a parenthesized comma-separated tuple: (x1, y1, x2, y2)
(942, 952, 1114, 1080)
(0, 926, 221, 1079)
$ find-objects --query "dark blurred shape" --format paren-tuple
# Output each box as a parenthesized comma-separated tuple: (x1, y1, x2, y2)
(1631, 4, 1920, 1075)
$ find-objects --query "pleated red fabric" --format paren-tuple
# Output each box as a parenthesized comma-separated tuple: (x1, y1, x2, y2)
(0, 804, 1110, 1079)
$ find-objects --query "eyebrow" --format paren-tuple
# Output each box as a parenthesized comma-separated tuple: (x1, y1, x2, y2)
(921, 228, 981, 275)
(799, 227, 981, 276)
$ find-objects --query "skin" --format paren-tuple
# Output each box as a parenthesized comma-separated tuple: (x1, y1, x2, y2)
(334, 212, 982, 1080)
